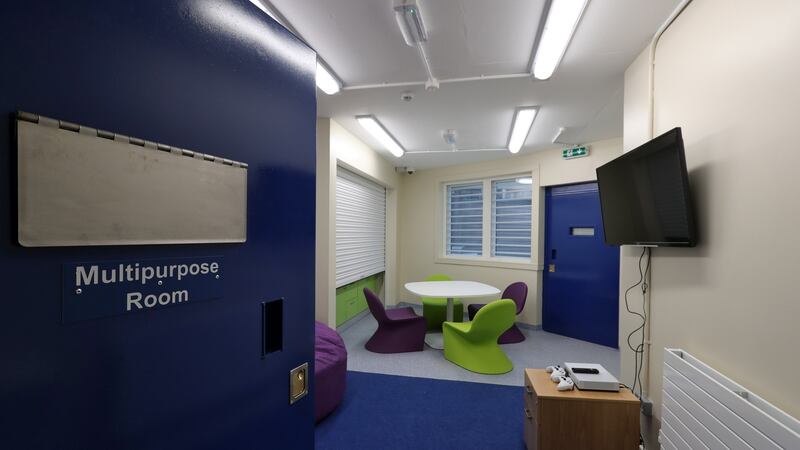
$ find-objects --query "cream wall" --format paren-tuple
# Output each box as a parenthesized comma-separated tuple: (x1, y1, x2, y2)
(397, 138, 622, 326)
(315, 119, 336, 325)
(621, 0, 800, 437)
(316, 118, 401, 327)
(618, 46, 655, 408)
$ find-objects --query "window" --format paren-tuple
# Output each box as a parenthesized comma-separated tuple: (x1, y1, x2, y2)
(335, 168, 386, 287)
(492, 178, 532, 258)
(444, 175, 533, 262)
(446, 182, 483, 256)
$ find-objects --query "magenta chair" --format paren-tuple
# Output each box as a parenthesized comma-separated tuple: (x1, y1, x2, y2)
(364, 288, 427, 353)
(467, 282, 528, 344)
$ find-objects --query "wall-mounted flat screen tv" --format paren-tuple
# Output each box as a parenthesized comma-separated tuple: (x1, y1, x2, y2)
(596, 127, 696, 247)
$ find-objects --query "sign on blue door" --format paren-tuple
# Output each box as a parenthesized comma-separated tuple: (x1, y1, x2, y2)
(62, 256, 224, 323)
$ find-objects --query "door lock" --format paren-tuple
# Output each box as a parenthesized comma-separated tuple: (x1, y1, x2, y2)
(548, 264, 556, 273)
(289, 362, 309, 404)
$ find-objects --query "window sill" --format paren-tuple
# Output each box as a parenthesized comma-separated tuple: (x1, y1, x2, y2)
(434, 256, 542, 271)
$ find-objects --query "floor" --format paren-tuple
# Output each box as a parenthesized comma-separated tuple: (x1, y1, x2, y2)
(316, 371, 525, 450)
(340, 304, 620, 386)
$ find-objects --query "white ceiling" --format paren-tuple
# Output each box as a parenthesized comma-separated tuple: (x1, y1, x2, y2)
(268, 0, 681, 169)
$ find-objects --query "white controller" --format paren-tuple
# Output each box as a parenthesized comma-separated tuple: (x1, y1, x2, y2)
(545, 365, 562, 373)
(550, 368, 566, 382)
(557, 376, 575, 391)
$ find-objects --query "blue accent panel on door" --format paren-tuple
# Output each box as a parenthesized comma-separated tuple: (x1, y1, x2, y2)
(0, 1, 316, 449)
(542, 183, 620, 348)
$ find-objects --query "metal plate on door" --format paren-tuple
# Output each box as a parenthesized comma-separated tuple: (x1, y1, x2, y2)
(548, 264, 556, 273)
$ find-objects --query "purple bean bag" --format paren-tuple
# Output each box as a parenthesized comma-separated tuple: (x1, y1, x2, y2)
(315, 321, 347, 423)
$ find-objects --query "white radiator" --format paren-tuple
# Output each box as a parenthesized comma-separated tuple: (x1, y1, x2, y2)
(660, 348, 800, 449)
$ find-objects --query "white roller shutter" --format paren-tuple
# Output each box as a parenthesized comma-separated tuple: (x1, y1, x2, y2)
(446, 182, 484, 256)
(335, 168, 386, 287)
(491, 178, 532, 258)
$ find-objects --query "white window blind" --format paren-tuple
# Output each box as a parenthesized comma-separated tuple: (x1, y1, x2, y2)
(446, 182, 483, 256)
(492, 178, 532, 258)
(335, 168, 386, 287)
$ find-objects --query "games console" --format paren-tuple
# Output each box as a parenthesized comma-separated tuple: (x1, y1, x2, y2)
(563, 362, 619, 392)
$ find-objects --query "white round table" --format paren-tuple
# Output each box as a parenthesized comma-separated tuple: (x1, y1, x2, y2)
(404, 281, 501, 349)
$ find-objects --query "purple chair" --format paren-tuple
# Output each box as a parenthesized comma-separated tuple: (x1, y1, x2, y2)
(364, 288, 427, 353)
(467, 282, 528, 344)
(314, 321, 347, 423)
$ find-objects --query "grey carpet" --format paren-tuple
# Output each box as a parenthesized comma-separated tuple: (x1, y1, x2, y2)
(339, 305, 620, 386)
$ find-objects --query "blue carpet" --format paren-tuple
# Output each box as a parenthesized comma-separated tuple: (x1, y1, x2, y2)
(315, 371, 525, 450)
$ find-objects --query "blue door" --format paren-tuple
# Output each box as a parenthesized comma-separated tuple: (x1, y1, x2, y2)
(542, 183, 620, 347)
(0, 2, 317, 448)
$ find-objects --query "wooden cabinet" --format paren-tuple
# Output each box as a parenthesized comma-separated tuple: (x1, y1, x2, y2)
(523, 369, 640, 450)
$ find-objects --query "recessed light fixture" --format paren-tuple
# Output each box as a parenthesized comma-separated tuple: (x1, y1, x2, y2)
(316, 62, 341, 95)
(356, 115, 405, 157)
(507, 107, 539, 154)
(532, 0, 589, 80)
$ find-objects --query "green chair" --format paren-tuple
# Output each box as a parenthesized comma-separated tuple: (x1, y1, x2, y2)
(442, 299, 516, 374)
(421, 274, 464, 330)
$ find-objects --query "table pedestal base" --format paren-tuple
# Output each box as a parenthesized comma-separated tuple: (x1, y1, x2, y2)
(425, 296, 455, 350)
(424, 333, 444, 350)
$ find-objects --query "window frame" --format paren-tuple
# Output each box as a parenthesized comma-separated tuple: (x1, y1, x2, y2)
(436, 169, 541, 271)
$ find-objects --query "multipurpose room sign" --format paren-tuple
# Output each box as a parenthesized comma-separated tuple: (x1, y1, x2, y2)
(62, 257, 223, 322)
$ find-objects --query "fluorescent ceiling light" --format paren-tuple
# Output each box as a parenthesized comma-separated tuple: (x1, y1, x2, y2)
(249, 1, 342, 95)
(552, 127, 566, 144)
(532, 0, 589, 80)
(249, 0, 285, 26)
(507, 107, 538, 154)
(249, 0, 271, 16)
(516, 177, 533, 185)
(356, 115, 405, 157)
(394, 0, 428, 46)
(316, 62, 341, 95)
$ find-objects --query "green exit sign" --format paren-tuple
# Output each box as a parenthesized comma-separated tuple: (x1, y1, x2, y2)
(562, 146, 589, 159)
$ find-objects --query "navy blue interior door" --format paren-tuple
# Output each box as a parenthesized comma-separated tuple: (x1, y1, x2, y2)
(0, 2, 316, 448)
(542, 183, 620, 347)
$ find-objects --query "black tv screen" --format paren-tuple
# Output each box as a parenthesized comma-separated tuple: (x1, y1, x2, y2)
(596, 127, 696, 247)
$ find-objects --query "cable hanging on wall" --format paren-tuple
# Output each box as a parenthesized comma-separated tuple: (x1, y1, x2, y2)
(624, 246, 651, 400)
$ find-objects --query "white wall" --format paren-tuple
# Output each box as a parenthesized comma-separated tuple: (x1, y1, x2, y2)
(316, 118, 401, 327)
(397, 138, 622, 325)
(620, 0, 800, 436)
